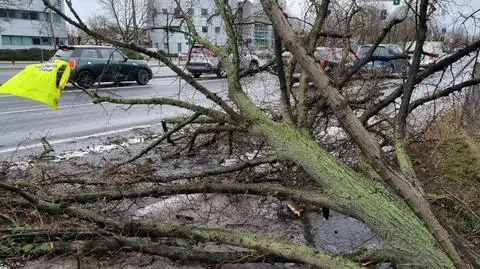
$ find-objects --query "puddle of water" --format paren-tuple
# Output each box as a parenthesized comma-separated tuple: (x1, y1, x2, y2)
(307, 212, 382, 253)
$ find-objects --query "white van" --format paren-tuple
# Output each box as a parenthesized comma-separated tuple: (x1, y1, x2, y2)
(404, 41, 446, 67)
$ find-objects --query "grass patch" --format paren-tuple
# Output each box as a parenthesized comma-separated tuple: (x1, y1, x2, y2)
(409, 110, 480, 234)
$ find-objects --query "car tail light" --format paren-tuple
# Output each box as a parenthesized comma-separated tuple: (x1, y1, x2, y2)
(207, 51, 215, 57)
(319, 59, 327, 66)
(69, 59, 76, 69)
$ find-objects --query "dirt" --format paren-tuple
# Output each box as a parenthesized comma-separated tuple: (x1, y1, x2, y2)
(0, 125, 385, 269)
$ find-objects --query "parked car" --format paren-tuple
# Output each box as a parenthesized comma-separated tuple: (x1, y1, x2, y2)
(404, 41, 446, 67)
(356, 43, 410, 75)
(283, 47, 351, 82)
(186, 43, 260, 78)
(51, 45, 153, 88)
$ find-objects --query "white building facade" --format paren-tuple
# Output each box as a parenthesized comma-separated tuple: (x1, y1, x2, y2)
(150, 0, 238, 53)
(0, 0, 68, 49)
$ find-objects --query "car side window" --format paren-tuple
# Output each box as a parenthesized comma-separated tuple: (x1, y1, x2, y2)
(112, 50, 126, 61)
(388, 47, 396, 56)
(81, 49, 100, 58)
(99, 49, 114, 60)
(99, 49, 125, 61)
(393, 46, 403, 55)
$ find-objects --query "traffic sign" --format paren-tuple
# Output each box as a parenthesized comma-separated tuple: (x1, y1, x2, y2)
(393, 0, 400, 5)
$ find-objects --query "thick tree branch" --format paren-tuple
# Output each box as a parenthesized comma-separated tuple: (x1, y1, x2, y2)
(1, 235, 293, 264)
(5, 192, 361, 269)
(409, 78, 480, 112)
(43, 0, 240, 121)
(51, 182, 337, 208)
(362, 41, 480, 124)
(394, 0, 428, 183)
(124, 154, 280, 184)
(91, 95, 227, 122)
(125, 113, 201, 163)
(260, 0, 467, 267)
(274, 32, 294, 124)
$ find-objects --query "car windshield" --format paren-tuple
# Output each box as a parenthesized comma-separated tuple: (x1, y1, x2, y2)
(357, 46, 385, 57)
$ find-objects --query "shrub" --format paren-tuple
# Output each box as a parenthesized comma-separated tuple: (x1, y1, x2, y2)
(0, 49, 56, 61)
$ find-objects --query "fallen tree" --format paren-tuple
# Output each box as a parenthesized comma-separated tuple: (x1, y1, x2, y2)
(1, 0, 479, 268)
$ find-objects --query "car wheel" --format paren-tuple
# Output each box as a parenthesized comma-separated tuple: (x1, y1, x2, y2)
(216, 66, 227, 78)
(136, 69, 150, 85)
(76, 70, 95, 88)
(192, 72, 201, 78)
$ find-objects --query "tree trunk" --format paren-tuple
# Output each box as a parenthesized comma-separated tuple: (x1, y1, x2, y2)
(248, 117, 454, 268)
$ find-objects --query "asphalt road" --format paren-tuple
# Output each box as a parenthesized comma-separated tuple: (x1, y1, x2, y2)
(0, 75, 232, 159)
(0, 69, 20, 84)
(0, 53, 474, 161)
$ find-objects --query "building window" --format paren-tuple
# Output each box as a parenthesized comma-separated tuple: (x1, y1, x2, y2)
(215, 26, 220, 33)
(42, 37, 50, 45)
(380, 9, 387, 20)
(23, 36, 33, 45)
(41, 12, 51, 21)
(177, 43, 182, 52)
(56, 38, 66, 45)
(162, 8, 168, 14)
(53, 14, 62, 22)
(154, 42, 159, 49)
(188, 8, 194, 16)
(202, 26, 208, 33)
(2, 36, 11, 45)
(201, 9, 208, 15)
(32, 37, 41, 45)
(30, 12, 39, 20)
(11, 36, 22, 45)
(8, 10, 19, 19)
(164, 43, 169, 50)
(0, 35, 61, 46)
(20, 11, 29, 19)
(0, 9, 6, 17)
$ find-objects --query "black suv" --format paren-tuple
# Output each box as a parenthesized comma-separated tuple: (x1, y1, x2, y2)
(51, 45, 153, 88)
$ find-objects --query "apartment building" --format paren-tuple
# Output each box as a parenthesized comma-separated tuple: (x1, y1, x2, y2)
(0, 0, 68, 49)
(149, 0, 275, 53)
(237, 0, 274, 49)
(149, 0, 237, 53)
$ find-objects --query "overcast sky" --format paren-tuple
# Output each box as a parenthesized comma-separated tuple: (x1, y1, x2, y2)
(67, 0, 479, 34)
(68, 0, 103, 19)
(67, 0, 305, 19)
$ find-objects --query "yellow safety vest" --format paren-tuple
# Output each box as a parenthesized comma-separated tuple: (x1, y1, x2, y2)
(0, 59, 71, 110)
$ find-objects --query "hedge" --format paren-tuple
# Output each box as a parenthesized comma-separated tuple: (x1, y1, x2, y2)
(0, 49, 56, 61)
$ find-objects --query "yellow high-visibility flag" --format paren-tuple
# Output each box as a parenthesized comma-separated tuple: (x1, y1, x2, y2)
(0, 59, 71, 110)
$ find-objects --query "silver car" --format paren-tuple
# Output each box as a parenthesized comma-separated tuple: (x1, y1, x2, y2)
(186, 43, 260, 78)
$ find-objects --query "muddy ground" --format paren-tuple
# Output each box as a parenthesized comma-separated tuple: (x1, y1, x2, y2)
(1, 125, 384, 269)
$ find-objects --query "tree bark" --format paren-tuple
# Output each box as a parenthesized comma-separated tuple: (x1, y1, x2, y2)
(461, 61, 480, 135)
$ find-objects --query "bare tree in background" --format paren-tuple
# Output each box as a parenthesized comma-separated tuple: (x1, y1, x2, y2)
(97, 0, 155, 44)
(1, 0, 480, 268)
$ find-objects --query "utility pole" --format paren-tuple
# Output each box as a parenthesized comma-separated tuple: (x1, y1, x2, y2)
(132, 0, 138, 40)
(49, 9, 56, 48)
